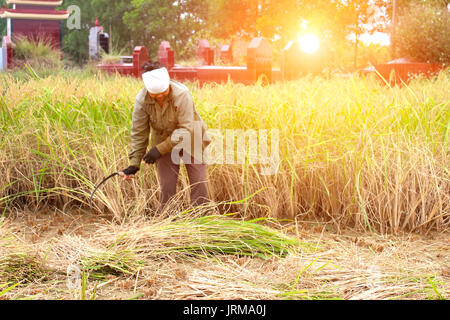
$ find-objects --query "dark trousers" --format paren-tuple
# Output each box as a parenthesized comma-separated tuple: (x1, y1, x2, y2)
(156, 152, 209, 212)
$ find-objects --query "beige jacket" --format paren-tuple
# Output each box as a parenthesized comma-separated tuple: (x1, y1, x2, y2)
(128, 80, 210, 167)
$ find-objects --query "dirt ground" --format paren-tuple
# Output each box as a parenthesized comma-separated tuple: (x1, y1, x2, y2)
(1, 208, 448, 300)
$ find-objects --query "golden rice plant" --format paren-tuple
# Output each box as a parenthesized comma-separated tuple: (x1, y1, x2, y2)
(0, 70, 448, 234)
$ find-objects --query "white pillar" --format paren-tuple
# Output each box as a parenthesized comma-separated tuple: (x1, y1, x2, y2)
(7, 18, 11, 38)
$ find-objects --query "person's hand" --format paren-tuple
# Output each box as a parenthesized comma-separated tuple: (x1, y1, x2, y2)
(118, 166, 139, 181)
(142, 147, 162, 164)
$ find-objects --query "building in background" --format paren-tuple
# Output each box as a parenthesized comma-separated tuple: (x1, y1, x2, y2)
(0, 0, 69, 49)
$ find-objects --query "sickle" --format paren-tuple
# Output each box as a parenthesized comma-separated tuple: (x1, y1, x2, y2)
(89, 172, 119, 207)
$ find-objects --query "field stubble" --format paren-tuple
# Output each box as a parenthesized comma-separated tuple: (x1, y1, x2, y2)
(0, 207, 448, 300)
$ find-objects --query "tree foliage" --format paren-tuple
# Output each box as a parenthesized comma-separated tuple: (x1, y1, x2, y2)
(395, 1, 450, 63)
(61, 0, 134, 64)
(60, 1, 93, 64)
(0, 0, 6, 37)
(123, 0, 210, 60)
(380, 0, 449, 16)
(90, 0, 134, 51)
(4, 0, 449, 67)
(207, 0, 352, 42)
(207, 0, 259, 39)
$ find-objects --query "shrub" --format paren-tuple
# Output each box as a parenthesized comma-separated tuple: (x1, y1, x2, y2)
(12, 35, 63, 70)
(395, 2, 450, 64)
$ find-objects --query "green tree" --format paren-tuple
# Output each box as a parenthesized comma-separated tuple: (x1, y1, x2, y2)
(207, 0, 259, 39)
(339, 0, 382, 69)
(90, 0, 134, 52)
(380, 0, 449, 16)
(123, 0, 210, 60)
(61, 0, 93, 64)
(60, 1, 134, 64)
(208, 1, 366, 50)
(205, 0, 391, 69)
(256, 0, 346, 40)
(0, 0, 6, 37)
(375, 0, 449, 59)
(395, 1, 450, 63)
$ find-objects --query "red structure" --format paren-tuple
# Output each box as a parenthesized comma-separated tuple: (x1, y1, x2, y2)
(281, 40, 302, 80)
(360, 58, 445, 84)
(231, 38, 248, 64)
(97, 46, 149, 78)
(94, 37, 445, 85)
(280, 39, 326, 80)
(169, 37, 279, 85)
(196, 39, 214, 66)
(247, 37, 272, 83)
(157, 41, 174, 70)
(0, 1, 69, 49)
(219, 44, 232, 63)
(97, 37, 282, 85)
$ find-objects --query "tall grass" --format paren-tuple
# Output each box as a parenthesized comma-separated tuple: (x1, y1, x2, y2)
(0, 71, 448, 233)
(100, 47, 127, 65)
(11, 36, 62, 71)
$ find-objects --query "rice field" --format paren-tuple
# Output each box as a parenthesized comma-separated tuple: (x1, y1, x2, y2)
(0, 69, 448, 299)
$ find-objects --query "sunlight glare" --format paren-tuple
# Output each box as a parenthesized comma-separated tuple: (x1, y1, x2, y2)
(299, 34, 320, 54)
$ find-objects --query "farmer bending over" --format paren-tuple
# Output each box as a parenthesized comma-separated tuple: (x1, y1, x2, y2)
(120, 62, 211, 212)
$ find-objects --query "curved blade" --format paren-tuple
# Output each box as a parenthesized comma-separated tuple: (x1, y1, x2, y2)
(89, 172, 119, 207)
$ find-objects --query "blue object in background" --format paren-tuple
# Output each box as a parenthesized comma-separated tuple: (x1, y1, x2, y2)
(0, 46, 6, 71)
(0, 50, 3, 71)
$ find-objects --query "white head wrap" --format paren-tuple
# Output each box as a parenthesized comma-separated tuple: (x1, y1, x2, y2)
(142, 67, 170, 94)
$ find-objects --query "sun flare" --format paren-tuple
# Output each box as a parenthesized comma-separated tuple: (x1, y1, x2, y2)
(299, 34, 320, 54)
